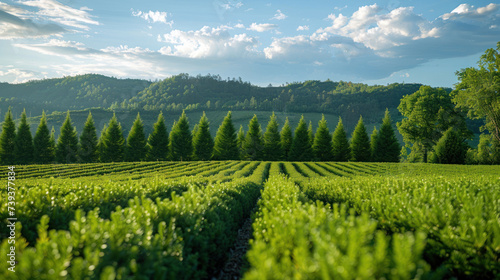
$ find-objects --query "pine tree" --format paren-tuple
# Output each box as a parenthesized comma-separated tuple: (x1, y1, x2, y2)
(373, 109, 400, 162)
(49, 127, 56, 162)
(0, 108, 16, 164)
(312, 114, 333, 161)
(170, 110, 192, 161)
(97, 124, 108, 162)
(33, 111, 53, 163)
(101, 114, 125, 162)
(56, 111, 79, 163)
(288, 115, 313, 161)
(147, 112, 169, 161)
(237, 125, 245, 156)
(79, 111, 98, 163)
(308, 121, 314, 147)
(434, 127, 468, 164)
(263, 112, 283, 161)
(331, 117, 350, 161)
(350, 116, 371, 162)
(242, 115, 264, 160)
(192, 112, 214, 160)
(370, 127, 378, 161)
(213, 111, 239, 160)
(14, 109, 34, 164)
(125, 113, 147, 162)
(280, 117, 293, 160)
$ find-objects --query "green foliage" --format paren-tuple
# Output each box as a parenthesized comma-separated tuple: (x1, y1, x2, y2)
(213, 111, 239, 160)
(263, 112, 283, 161)
(331, 117, 350, 161)
(350, 116, 371, 162)
(97, 124, 107, 162)
(78, 111, 98, 163)
(236, 125, 245, 156)
(33, 111, 54, 163)
(192, 112, 214, 160)
(453, 41, 500, 142)
(125, 113, 147, 161)
(14, 109, 34, 164)
(476, 133, 492, 164)
(146, 112, 169, 161)
(169, 111, 192, 161)
(307, 121, 314, 147)
(373, 109, 400, 162)
(0, 108, 15, 164)
(433, 127, 468, 164)
(280, 117, 293, 160)
(241, 115, 264, 160)
(492, 136, 500, 164)
(312, 114, 333, 161)
(370, 127, 378, 161)
(55, 111, 79, 163)
(288, 115, 313, 161)
(101, 114, 125, 162)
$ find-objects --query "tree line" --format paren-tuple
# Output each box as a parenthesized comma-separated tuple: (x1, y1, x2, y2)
(0, 108, 400, 164)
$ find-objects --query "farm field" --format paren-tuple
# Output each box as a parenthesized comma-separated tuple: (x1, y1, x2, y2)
(1, 161, 499, 279)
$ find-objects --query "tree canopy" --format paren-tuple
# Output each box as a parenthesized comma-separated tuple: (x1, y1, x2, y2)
(213, 111, 239, 160)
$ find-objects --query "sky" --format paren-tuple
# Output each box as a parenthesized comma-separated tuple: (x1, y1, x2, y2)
(0, 0, 499, 87)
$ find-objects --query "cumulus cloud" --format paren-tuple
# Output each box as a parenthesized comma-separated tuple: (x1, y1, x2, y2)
(132, 10, 173, 26)
(0, 67, 46, 83)
(247, 23, 278, 32)
(272, 9, 287, 20)
(297, 25, 309, 31)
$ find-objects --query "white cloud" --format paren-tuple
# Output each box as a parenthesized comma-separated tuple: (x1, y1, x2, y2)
(297, 25, 309, 31)
(234, 23, 245, 29)
(0, 67, 45, 83)
(0, 9, 66, 39)
(442, 3, 499, 20)
(220, 1, 243, 10)
(247, 22, 278, 32)
(272, 9, 287, 20)
(132, 10, 173, 26)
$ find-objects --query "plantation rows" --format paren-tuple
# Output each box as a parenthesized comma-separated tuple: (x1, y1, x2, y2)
(1, 162, 499, 279)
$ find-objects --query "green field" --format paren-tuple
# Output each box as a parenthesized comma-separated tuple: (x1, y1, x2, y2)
(1, 162, 499, 279)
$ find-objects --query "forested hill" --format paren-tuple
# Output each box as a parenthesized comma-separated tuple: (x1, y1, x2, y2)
(0, 73, 429, 124)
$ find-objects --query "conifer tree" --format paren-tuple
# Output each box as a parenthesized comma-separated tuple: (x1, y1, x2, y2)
(242, 115, 264, 160)
(101, 114, 125, 162)
(49, 127, 56, 162)
(350, 116, 371, 162)
(237, 125, 245, 156)
(170, 110, 192, 161)
(79, 112, 98, 163)
(312, 114, 333, 161)
(288, 115, 313, 161)
(263, 112, 283, 161)
(14, 109, 34, 164)
(373, 109, 401, 162)
(213, 111, 239, 160)
(192, 112, 214, 160)
(0, 108, 16, 164)
(331, 117, 350, 161)
(97, 124, 108, 162)
(280, 117, 293, 160)
(56, 111, 79, 163)
(370, 127, 378, 161)
(147, 112, 169, 161)
(125, 113, 147, 162)
(308, 121, 314, 147)
(33, 111, 53, 163)
(434, 127, 468, 164)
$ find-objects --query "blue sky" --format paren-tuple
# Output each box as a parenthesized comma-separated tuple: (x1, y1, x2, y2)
(0, 0, 499, 87)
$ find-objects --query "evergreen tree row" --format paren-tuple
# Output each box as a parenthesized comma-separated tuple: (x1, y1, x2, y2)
(0, 108, 401, 164)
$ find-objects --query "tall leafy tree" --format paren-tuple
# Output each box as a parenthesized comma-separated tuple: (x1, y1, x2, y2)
(288, 115, 313, 161)
(237, 125, 245, 156)
(434, 127, 468, 164)
(192, 112, 214, 160)
(213, 111, 239, 160)
(263, 112, 283, 161)
(312, 114, 333, 161)
(101, 114, 125, 162)
(331, 117, 350, 161)
(242, 115, 264, 160)
(476, 133, 492, 164)
(125, 113, 147, 162)
(14, 109, 34, 164)
(169, 110, 192, 161)
(398, 85, 471, 162)
(147, 112, 169, 161)
(453, 42, 500, 142)
(350, 116, 371, 162)
(373, 109, 401, 162)
(370, 127, 378, 161)
(0, 108, 16, 164)
(79, 111, 98, 163)
(56, 111, 79, 163)
(491, 136, 500, 164)
(280, 117, 293, 160)
(33, 111, 53, 163)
